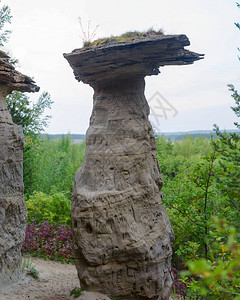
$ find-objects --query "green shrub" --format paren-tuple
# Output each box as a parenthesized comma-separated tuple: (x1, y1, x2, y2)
(23, 135, 85, 199)
(26, 191, 71, 226)
(181, 218, 240, 299)
(161, 138, 231, 266)
(21, 256, 39, 279)
(70, 288, 84, 298)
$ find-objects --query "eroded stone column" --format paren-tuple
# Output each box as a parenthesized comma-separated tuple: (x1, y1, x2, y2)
(64, 34, 203, 299)
(0, 52, 39, 286)
(0, 87, 27, 284)
(72, 77, 174, 299)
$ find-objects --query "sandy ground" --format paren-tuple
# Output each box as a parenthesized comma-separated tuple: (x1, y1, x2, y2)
(0, 257, 178, 300)
(0, 257, 80, 300)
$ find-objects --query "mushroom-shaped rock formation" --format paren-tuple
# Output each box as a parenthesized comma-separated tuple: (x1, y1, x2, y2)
(0, 51, 39, 286)
(64, 33, 203, 300)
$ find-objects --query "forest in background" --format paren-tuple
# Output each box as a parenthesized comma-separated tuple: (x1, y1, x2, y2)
(41, 130, 240, 142)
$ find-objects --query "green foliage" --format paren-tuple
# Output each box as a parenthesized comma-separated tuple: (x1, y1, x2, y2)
(120, 28, 164, 38)
(23, 135, 85, 227)
(26, 191, 71, 226)
(70, 287, 84, 298)
(213, 129, 240, 227)
(0, 1, 11, 46)
(23, 135, 85, 199)
(156, 135, 212, 180)
(6, 91, 53, 137)
(159, 135, 240, 299)
(235, 2, 240, 60)
(21, 256, 39, 279)
(181, 218, 240, 299)
(213, 84, 240, 231)
(162, 138, 227, 263)
(228, 84, 240, 129)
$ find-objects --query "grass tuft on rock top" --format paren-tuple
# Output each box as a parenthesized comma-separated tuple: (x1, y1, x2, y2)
(83, 28, 164, 48)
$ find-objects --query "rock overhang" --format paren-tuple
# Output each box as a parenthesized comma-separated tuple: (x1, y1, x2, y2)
(0, 50, 39, 94)
(63, 34, 204, 87)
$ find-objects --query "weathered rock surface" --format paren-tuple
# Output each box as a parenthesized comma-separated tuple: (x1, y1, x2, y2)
(0, 50, 39, 94)
(73, 291, 111, 300)
(0, 52, 39, 286)
(64, 34, 203, 88)
(64, 34, 203, 299)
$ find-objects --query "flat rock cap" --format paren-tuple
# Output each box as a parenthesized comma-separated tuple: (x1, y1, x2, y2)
(0, 51, 39, 93)
(64, 34, 204, 87)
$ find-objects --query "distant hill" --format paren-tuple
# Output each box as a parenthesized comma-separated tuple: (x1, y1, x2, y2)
(157, 129, 240, 141)
(41, 133, 85, 142)
(42, 130, 240, 142)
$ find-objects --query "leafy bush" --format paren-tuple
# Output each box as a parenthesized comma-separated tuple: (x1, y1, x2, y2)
(22, 221, 73, 263)
(171, 267, 188, 297)
(158, 134, 240, 298)
(26, 191, 71, 226)
(156, 135, 212, 180)
(181, 218, 240, 299)
(162, 139, 221, 262)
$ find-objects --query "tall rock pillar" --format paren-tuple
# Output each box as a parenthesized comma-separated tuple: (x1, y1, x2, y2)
(0, 51, 39, 286)
(64, 34, 203, 299)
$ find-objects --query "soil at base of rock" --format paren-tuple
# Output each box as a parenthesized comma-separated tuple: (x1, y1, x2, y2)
(0, 256, 177, 300)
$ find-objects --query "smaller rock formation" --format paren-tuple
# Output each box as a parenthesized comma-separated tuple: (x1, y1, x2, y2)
(0, 50, 39, 286)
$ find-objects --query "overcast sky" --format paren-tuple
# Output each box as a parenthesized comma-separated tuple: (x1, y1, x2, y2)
(3, 0, 240, 134)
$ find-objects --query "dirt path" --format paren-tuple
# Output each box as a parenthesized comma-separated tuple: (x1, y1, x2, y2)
(0, 257, 178, 300)
(0, 257, 80, 300)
